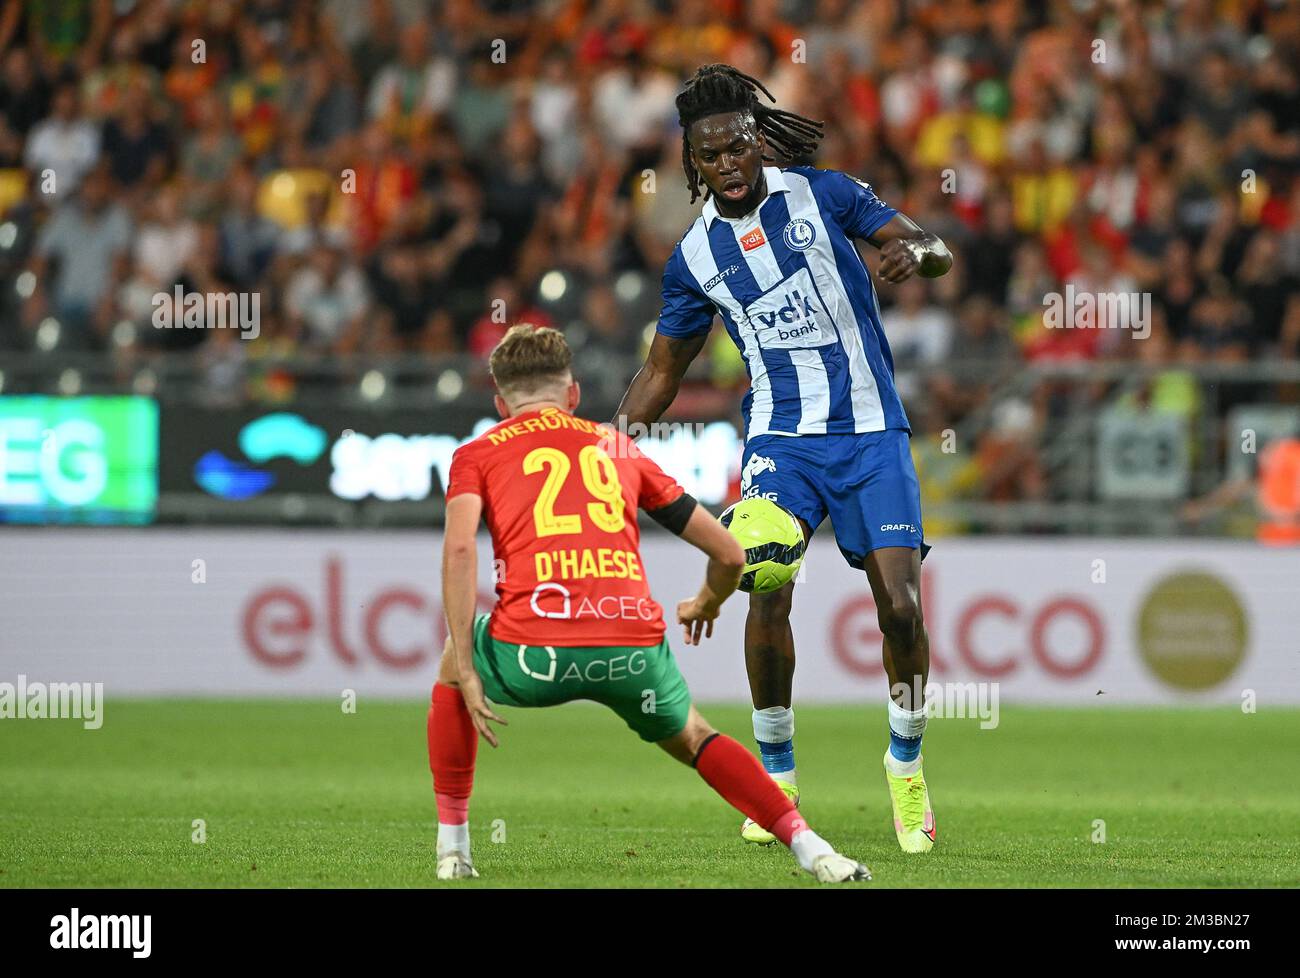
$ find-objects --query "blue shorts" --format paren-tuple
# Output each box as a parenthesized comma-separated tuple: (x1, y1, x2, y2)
(739, 429, 929, 570)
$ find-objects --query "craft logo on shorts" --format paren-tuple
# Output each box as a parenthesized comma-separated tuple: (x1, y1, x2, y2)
(740, 227, 767, 251)
(1135, 571, 1248, 690)
(782, 218, 816, 251)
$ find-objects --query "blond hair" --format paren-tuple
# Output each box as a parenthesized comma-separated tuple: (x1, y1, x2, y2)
(488, 324, 573, 402)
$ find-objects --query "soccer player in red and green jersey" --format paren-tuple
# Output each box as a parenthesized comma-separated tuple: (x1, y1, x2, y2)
(428, 324, 871, 883)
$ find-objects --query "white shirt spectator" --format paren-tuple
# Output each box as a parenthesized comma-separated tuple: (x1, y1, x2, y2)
(531, 78, 577, 146)
(888, 305, 955, 365)
(367, 57, 456, 121)
(593, 68, 677, 150)
(35, 201, 131, 311)
(25, 117, 100, 197)
(135, 219, 200, 287)
(286, 263, 369, 346)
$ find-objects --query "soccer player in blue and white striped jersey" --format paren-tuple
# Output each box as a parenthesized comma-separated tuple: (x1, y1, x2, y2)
(616, 64, 953, 854)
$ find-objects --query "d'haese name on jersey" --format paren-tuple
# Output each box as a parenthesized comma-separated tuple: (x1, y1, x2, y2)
(743, 268, 830, 349)
(535, 546, 644, 582)
(487, 409, 604, 446)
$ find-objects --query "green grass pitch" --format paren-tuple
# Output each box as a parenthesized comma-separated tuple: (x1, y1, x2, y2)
(2, 700, 1298, 888)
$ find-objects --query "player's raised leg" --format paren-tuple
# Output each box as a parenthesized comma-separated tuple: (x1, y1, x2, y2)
(427, 641, 485, 879)
(867, 546, 936, 853)
(658, 705, 869, 883)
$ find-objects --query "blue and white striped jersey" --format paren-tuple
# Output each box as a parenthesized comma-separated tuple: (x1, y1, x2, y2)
(656, 165, 909, 438)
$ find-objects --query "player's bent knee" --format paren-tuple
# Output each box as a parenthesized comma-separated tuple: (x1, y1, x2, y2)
(686, 710, 716, 747)
(877, 584, 922, 635)
(658, 707, 716, 765)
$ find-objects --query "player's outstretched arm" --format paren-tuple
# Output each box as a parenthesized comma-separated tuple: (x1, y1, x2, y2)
(868, 213, 953, 283)
(442, 493, 506, 745)
(614, 331, 709, 434)
(674, 502, 745, 646)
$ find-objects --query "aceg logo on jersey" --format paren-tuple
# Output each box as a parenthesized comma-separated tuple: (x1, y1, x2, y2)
(744, 267, 830, 349)
(739, 227, 767, 251)
(530, 583, 658, 622)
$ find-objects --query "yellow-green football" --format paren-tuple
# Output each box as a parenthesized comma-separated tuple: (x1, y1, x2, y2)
(719, 498, 806, 593)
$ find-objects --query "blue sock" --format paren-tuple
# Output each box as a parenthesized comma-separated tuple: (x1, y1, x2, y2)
(758, 738, 796, 776)
(888, 729, 922, 763)
(752, 706, 796, 783)
(887, 700, 926, 763)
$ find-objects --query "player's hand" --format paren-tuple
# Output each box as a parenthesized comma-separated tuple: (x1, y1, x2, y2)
(458, 673, 507, 747)
(877, 239, 923, 283)
(676, 596, 721, 646)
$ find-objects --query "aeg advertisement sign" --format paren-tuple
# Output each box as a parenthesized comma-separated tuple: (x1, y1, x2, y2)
(0, 396, 158, 524)
(161, 407, 743, 507)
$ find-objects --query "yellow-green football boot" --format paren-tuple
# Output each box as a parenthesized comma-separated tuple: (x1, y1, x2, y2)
(883, 751, 935, 853)
(740, 780, 800, 845)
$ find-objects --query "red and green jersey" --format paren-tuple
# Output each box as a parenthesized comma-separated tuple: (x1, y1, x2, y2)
(445, 407, 685, 647)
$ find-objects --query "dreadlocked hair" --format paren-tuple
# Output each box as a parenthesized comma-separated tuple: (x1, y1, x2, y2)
(675, 63, 825, 204)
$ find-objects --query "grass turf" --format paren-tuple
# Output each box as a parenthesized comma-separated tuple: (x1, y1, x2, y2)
(2, 700, 1298, 888)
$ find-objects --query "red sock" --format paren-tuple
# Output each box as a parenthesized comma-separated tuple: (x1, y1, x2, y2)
(694, 734, 805, 846)
(428, 683, 477, 824)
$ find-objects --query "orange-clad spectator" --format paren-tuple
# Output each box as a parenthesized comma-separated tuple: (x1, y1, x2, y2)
(466, 277, 554, 361)
(745, 0, 799, 64)
(343, 123, 418, 252)
(226, 22, 286, 157)
(1257, 439, 1300, 545)
(1184, 436, 1300, 546)
(164, 33, 223, 128)
(645, 1, 737, 75)
(574, 9, 652, 67)
(802, 46, 881, 134)
(975, 398, 1046, 502)
(82, 24, 162, 120)
(1006, 19, 1078, 123)
(552, 128, 630, 277)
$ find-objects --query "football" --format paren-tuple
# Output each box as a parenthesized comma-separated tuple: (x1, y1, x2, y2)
(719, 498, 807, 593)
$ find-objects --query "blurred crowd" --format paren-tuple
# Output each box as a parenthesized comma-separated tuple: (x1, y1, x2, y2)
(0, 0, 1298, 518)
